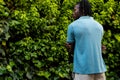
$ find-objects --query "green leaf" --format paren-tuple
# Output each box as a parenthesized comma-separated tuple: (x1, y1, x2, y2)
(6, 65, 12, 72)
(0, 66, 6, 75)
(114, 34, 120, 42)
(37, 71, 51, 79)
(47, 57, 53, 61)
(0, 49, 5, 56)
(26, 72, 32, 79)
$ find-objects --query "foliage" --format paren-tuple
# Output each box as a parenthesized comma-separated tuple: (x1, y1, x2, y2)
(89, 0, 120, 79)
(0, 0, 120, 80)
(0, 0, 10, 79)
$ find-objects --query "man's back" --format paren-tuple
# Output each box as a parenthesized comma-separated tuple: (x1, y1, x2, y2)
(67, 16, 106, 74)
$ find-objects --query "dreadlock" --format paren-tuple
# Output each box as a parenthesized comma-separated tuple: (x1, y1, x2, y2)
(77, 0, 92, 16)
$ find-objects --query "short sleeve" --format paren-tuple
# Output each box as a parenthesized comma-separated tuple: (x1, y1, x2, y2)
(67, 25, 75, 43)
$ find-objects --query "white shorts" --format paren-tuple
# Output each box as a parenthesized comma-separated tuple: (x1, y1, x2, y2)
(73, 73, 106, 80)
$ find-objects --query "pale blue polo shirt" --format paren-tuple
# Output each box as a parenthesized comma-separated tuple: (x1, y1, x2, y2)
(67, 16, 107, 74)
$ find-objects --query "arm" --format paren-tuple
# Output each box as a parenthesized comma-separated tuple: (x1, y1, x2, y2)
(65, 42, 75, 53)
(66, 25, 75, 63)
(65, 42, 75, 63)
(102, 45, 106, 51)
(66, 25, 75, 53)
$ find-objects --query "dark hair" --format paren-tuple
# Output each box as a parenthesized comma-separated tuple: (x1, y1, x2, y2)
(76, 0, 92, 16)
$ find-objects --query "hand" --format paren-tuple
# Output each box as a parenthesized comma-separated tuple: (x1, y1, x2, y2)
(65, 43, 72, 48)
(65, 42, 74, 53)
(102, 45, 106, 51)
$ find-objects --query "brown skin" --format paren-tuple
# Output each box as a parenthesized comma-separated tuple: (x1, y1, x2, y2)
(66, 4, 81, 52)
(65, 43, 74, 53)
(102, 45, 106, 51)
(66, 4, 106, 52)
(65, 43, 106, 52)
(72, 4, 81, 20)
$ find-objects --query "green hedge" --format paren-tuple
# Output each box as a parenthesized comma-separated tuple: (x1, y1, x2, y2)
(0, 0, 120, 80)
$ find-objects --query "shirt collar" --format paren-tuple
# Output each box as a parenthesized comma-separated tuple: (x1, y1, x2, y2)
(79, 16, 93, 19)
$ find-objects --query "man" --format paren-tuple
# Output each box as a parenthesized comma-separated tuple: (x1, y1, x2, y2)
(66, 0, 107, 80)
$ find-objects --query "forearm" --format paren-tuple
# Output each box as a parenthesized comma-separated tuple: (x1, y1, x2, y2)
(65, 42, 75, 53)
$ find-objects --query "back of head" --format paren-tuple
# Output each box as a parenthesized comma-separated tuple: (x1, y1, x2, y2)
(77, 0, 92, 16)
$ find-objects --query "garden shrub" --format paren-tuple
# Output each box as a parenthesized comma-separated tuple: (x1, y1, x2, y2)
(0, 0, 120, 80)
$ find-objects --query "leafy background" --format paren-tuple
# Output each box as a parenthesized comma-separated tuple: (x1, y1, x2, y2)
(0, 0, 120, 80)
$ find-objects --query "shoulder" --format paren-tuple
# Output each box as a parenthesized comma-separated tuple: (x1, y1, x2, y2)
(68, 19, 80, 27)
(95, 21, 103, 29)
(92, 18, 103, 26)
(93, 19, 104, 32)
